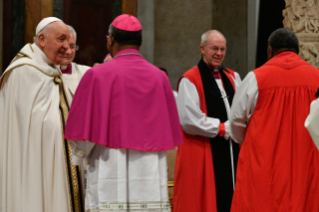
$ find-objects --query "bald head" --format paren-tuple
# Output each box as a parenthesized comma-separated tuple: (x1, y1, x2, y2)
(201, 30, 226, 46)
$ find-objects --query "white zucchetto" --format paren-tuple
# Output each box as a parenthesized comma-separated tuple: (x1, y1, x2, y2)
(36, 17, 62, 35)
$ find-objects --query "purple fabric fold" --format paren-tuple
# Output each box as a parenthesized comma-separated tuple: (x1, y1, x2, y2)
(64, 49, 183, 151)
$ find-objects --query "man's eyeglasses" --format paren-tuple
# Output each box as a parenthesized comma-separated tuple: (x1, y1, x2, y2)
(204, 45, 226, 53)
(70, 45, 79, 51)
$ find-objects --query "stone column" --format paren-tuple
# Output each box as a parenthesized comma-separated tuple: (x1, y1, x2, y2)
(25, 0, 53, 44)
(247, 0, 260, 71)
(53, 0, 63, 20)
(137, 0, 154, 63)
(212, 0, 248, 77)
(12, 0, 25, 59)
(283, 0, 319, 68)
(112, 0, 122, 20)
(154, 0, 213, 88)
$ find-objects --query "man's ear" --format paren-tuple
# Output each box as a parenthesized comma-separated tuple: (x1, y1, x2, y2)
(109, 34, 115, 46)
(267, 44, 273, 60)
(200, 45, 205, 54)
(38, 34, 46, 48)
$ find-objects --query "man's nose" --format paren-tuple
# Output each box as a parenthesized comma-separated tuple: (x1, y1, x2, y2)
(65, 46, 72, 54)
(216, 49, 222, 55)
(63, 40, 70, 50)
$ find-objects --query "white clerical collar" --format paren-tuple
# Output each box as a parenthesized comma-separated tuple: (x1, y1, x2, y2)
(32, 43, 56, 68)
(214, 69, 219, 72)
(61, 65, 68, 70)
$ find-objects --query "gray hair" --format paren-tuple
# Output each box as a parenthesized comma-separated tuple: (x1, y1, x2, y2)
(67, 25, 77, 40)
(200, 30, 226, 46)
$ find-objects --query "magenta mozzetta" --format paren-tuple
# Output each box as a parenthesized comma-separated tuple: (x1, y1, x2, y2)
(64, 48, 183, 151)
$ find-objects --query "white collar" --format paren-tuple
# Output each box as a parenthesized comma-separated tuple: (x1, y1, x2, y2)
(32, 43, 56, 68)
(61, 65, 68, 70)
(30, 43, 62, 75)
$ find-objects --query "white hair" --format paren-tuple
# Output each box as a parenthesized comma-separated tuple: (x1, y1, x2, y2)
(200, 30, 226, 46)
(67, 25, 77, 40)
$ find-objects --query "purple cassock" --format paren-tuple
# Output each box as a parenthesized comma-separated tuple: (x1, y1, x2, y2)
(64, 49, 183, 151)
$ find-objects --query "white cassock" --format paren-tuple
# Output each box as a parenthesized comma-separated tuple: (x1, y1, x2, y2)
(0, 43, 83, 212)
(173, 90, 178, 101)
(70, 141, 170, 212)
(305, 97, 319, 150)
(229, 71, 259, 143)
(62, 62, 90, 102)
(62, 62, 90, 193)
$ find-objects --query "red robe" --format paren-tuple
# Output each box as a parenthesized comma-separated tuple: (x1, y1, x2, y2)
(173, 66, 236, 212)
(231, 52, 319, 211)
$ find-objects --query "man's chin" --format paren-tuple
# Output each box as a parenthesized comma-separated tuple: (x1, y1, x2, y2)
(53, 59, 63, 65)
(212, 62, 222, 68)
(54, 55, 65, 64)
(61, 59, 72, 66)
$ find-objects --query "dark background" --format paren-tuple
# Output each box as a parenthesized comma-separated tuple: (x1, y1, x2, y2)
(2, 0, 287, 72)
(256, 0, 286, 68)
(2, 0, 122, 72)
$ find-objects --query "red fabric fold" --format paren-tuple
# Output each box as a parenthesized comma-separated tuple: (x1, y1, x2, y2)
(231, 52, 319, 211)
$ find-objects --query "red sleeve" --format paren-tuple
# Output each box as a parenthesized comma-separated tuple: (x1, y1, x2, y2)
(218, 123, 225, 136)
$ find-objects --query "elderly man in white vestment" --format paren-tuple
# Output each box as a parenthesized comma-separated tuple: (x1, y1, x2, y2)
(61, 25, 91, 192)
(61, 25, 90, 105)
(0, 18, 84, 212)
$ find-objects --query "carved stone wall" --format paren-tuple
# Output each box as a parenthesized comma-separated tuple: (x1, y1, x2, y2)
(283, 0, 319, 67)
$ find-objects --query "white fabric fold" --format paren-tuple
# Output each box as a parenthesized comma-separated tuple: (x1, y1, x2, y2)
(0, 43, 70, 212)
(79, 143, 171, 212)
(62, 62, 90, 102)
(305, 98, 319, 150)
(229, 71, 259, 144)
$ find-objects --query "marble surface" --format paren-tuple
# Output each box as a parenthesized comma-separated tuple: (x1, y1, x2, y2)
(11, 0, 25, 60)
(212, 0, 248, 78)
(112, 0, 122, 20)
(154, 0, 213, 89)
(138, 0, 250, 86)
(54, 0, 64, 20)
(138, 0, 155, 64)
